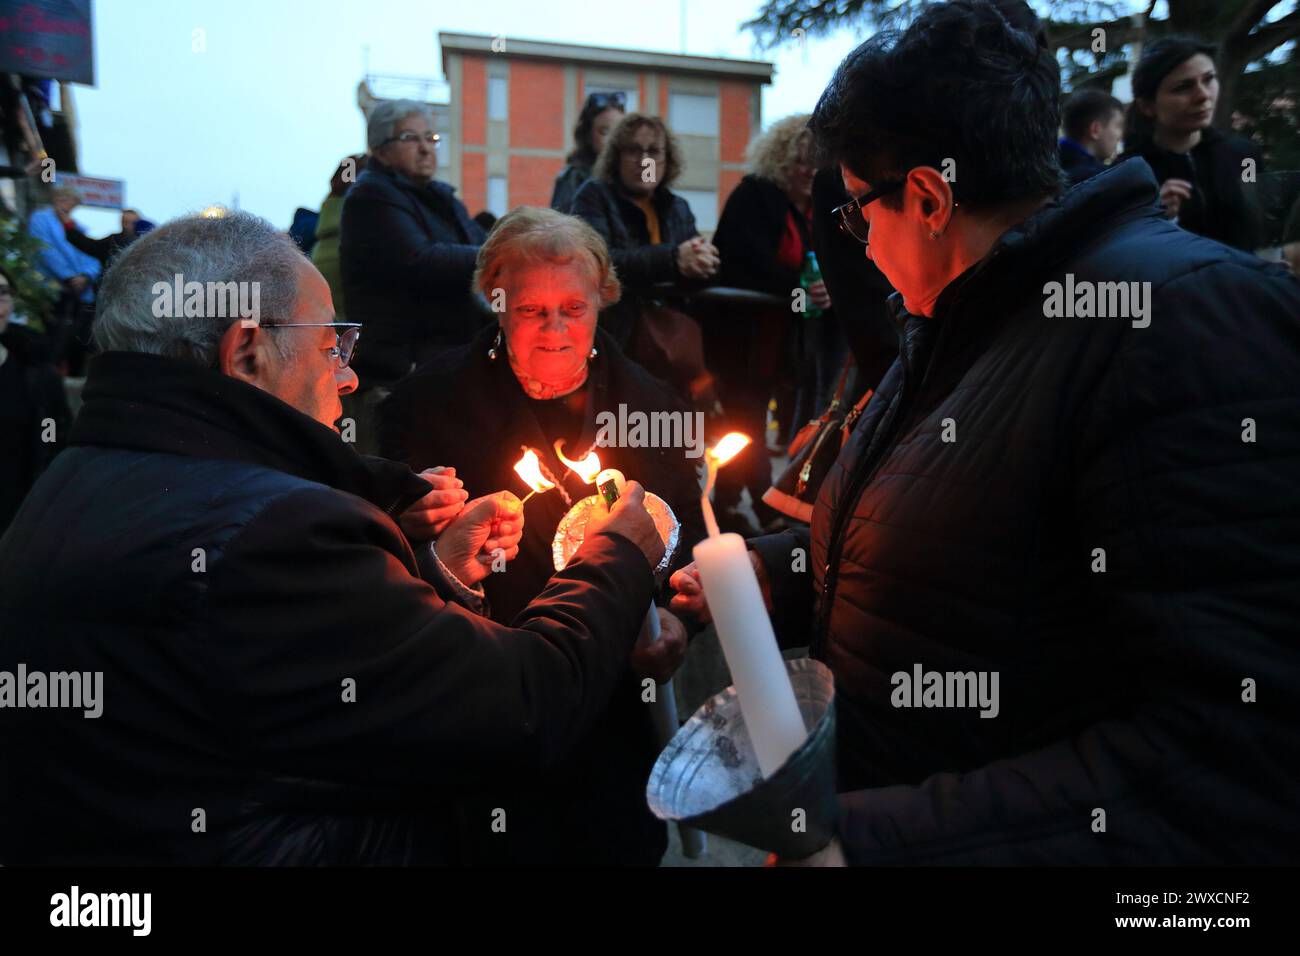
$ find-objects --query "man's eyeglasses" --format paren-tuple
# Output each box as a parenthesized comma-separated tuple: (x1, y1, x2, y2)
(259, 322, 362, 369)
(832, 180, 906, 244)
(589, 91, 626, 111)
(382, 131, 440, 147)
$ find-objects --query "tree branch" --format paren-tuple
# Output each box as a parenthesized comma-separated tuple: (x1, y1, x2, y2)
(1224, 0, 1285, 48)
(1240, 7, 1300, 62)
(1045, 17, 1146, 52)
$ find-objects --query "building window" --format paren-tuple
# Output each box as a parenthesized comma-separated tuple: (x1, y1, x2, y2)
(487, 176, 508, 217)
(676, 188, 718, 232)
(668, 92, 718, 136)
(585, 84, 638, 114)
(436, 117, 450, 168)
(488, 76, 508, 121)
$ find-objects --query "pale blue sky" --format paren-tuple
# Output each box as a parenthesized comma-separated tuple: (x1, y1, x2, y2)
(69, 0, 869, 234)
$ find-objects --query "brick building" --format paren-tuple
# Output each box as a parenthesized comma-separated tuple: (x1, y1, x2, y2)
(431, 33, 774, 233)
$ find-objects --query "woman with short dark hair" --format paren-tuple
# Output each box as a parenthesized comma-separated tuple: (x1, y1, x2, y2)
(671, 0, 1300, 865)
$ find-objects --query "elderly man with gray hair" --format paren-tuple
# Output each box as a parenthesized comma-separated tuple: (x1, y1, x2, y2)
(0, 211, 667, 864)
(340, 99, 491, 409)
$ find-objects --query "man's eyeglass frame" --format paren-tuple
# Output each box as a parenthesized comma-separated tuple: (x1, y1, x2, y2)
(258, 322, 362, 369)
(381, 131, 441, 147)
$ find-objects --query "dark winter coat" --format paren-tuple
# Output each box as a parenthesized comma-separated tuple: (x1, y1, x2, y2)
(377, 324, 708, 864)
(751, 158, 1300, 863)
(569, 177, 699, 347)
(550, 161, 592, 214)
(0, 351, 655, 865)
(339, 159, 492, 386)
(712, 174, 809, 298)
(1058, 137, 1108, 186)
(0, 324, 69, 532)
(1122, 126, 1266, 252)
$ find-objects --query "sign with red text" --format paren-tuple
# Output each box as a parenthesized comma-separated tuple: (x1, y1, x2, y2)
(55, 172, 123, 209)
(0, 0, 95, 85)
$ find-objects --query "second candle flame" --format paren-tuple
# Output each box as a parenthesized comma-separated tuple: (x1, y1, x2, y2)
(708, 432, 751, 467)
(554, 441, 603, 485)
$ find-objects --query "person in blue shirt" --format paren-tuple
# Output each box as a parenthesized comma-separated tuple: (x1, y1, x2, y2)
(27, 186, 101, 371)
(28, 187, 101, 302)
(1058, 88, 1124, 186)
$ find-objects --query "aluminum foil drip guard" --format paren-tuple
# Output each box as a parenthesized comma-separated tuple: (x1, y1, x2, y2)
(646, 657, 837, 858)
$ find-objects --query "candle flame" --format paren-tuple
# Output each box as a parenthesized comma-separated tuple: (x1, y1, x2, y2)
(554, 441, 602, 484)
(513, 447, 556, 493)
(708, 432, 751, 467)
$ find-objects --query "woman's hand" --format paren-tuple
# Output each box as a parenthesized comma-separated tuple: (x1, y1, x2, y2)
(1159, 178, 1193, 220)
(669, 550, 773, 623)
(676, 237, 720, 279)
(808, 279, 832, 311)
(631, 608, 689, 684)
(399, 466, 468, 541)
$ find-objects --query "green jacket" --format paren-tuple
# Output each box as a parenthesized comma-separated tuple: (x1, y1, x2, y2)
(311, 193, 346, 321)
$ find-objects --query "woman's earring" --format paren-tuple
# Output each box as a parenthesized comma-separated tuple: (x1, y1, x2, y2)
(589, 346, 598, 360)
(487, 328, 503, 361)
(929, 230, 941, 240)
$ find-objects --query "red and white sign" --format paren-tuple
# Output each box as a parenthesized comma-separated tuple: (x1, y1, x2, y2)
(55, 172, 124, 209)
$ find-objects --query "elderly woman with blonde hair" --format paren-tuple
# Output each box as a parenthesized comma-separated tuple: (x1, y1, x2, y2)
(709, 114, 840, 533)
(378, 205, 706, 866)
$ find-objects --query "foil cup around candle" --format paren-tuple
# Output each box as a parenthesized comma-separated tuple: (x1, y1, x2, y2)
(646, 657, 837, 858)
(552, 492, 678, 575)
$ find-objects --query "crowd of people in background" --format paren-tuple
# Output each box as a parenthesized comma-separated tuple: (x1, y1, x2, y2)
(1, 0, 1298, 867)
(3, 18, 1299, 536)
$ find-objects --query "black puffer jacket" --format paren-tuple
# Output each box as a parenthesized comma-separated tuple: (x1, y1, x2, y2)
(752, 158, 1300, 863)
(339, 159, 492, 385)
(569, 177, 699, 347)
(0, 351, 655, 864)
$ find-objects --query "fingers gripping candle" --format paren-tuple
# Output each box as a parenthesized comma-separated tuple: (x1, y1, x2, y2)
(694, 434, 807, 778)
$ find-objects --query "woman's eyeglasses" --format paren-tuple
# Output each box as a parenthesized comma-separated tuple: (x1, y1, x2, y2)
(259, 323, 362, 369)
(832, 180, 906, 244)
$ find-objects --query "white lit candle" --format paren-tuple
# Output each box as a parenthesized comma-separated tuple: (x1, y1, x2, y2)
(693, 433, 806, 777)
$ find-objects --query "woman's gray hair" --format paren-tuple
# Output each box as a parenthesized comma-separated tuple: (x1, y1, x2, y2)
(367, 99, 434, 152)
(473, 206, 621, 310)
(92, 212, 305, 367)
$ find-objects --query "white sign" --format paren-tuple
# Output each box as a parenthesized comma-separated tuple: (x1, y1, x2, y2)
(55, 173, 125, 209)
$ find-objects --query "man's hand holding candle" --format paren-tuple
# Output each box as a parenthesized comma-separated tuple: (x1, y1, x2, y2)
(435, 491, 525, 586)
(669, 552, 773, 623)
(399, 466, 469, 541)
